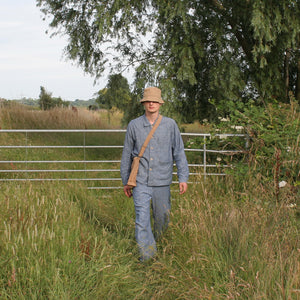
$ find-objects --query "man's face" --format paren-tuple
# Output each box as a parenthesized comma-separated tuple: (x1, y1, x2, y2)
(143, 101, 161, 113)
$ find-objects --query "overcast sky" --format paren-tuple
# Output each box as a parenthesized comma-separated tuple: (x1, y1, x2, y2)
(0, 0, 109, 101)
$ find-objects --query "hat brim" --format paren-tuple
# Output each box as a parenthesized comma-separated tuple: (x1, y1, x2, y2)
(140, 98, 164, 104)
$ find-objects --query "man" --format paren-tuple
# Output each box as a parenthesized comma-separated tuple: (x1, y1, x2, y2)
(120, 87, 189, 262)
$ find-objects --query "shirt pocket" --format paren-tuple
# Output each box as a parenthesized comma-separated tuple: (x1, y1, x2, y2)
(157, 159, 174, 179)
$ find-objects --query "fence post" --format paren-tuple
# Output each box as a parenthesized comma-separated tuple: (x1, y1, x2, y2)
(245, 134, 250, 149)
(83, 131, 86, 178)
(25, 131, 28, 177)
(203, 135, 207, 180)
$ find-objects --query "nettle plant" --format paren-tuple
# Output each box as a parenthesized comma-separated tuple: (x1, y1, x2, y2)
(187, 96, 300, 196)
(185, 117, 248, 169)
(231, 98, 298, 188)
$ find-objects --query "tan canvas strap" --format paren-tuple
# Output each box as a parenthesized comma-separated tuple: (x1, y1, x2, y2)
(138, 114, 162, 158)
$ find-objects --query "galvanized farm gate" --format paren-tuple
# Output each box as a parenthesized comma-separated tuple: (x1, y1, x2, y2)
(0, 129, 249, 189)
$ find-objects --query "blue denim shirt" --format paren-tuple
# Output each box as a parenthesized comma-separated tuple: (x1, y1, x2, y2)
(120, 114, 189, 186)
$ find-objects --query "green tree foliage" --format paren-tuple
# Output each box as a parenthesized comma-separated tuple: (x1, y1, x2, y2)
(38, 86, 69, 110)
(96, 74, 131, 111)
(37, 0, 300, 122)
(39, 86, 53, 110)
(95, 74, 143, 125)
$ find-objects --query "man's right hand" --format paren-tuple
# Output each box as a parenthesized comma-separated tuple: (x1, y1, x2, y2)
(123, 185, 133, 197)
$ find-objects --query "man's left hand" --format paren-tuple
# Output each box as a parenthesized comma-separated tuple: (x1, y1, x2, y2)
(179, 182, 188, 195)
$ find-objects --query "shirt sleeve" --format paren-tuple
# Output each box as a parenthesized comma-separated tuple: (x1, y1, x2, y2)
(120, 122, 134, 185)
(172, 122, 189, 183)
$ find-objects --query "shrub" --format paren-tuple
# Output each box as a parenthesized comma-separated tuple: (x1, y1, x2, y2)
(187, 95, 300, 202)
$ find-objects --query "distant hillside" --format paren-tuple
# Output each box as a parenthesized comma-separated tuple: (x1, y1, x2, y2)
(72, 98, 97, 107)
(13, 98, 39, 107)
(8, 98, 97, 108)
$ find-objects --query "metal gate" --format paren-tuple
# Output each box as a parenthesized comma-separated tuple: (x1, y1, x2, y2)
(0, 129, 248, 189)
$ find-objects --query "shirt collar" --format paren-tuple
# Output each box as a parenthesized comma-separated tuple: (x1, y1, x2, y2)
(142, 114, 161, 127)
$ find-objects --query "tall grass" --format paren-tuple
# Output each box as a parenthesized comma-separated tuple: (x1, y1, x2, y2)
(0, 101, 123, 129)
(0, 103, 299, 299)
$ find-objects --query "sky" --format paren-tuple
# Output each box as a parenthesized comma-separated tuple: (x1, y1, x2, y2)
(0, 0, 109, 101)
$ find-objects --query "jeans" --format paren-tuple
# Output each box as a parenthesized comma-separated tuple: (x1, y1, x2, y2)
(132, 183, 171, 261)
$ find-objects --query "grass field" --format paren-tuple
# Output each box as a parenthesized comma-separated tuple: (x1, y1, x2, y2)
(0, 103, 299, 299)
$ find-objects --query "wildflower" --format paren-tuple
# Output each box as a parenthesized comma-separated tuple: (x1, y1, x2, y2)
(278, 181, 287, 188)
(219, 134, 227, 140)
(220, 117, 229, 122)
(230, 125, 244, 132)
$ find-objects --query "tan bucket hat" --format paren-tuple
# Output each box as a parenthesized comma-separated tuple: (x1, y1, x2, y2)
(140, 87, 164, 104)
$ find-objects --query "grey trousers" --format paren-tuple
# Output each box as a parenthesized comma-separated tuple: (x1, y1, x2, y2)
(132, 183, 171, 261)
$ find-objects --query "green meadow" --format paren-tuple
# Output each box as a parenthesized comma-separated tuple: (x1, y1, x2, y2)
(0, 102, 299, 299)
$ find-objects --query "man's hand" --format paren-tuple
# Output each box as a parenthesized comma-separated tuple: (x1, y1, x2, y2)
(179, 182, 188, 195)
(123, 185, 133, 197)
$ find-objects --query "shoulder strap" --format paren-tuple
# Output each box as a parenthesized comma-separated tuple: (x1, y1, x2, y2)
(138, 115, 162, 157)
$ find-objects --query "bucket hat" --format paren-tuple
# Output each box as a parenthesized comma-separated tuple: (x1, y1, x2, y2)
(140, 87, 164, 104)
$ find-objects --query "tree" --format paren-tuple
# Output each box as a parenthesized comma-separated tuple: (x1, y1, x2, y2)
(38, 86, 53, 110)
(38, 86, 68, 110)
(37, 0, 300, 122)
(95, 74, 142, 125)
(96, 74, 132, 111)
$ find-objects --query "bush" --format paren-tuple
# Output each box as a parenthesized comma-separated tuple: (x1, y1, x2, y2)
(186, 95, 300, 202)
